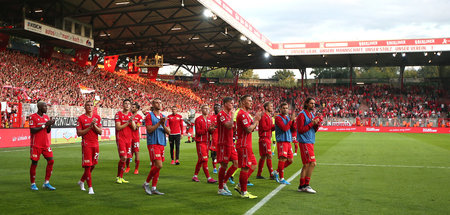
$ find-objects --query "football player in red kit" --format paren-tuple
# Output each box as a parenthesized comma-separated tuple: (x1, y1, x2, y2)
(29, 101, 56, 191)
(115, 99, 136, 184)
(216, 97, 237, 196)
(76, 101, 102, 194)
(167, 106, 184, 165)
(125, 102, 143, 174)
(208, 104, 221, 174)
(192, 105, 217, 183)
(256, 102, 275, 180)
(235, 95, 261, 199)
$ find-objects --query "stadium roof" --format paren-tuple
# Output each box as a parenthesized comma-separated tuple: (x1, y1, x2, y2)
(1, 0, 450, 69)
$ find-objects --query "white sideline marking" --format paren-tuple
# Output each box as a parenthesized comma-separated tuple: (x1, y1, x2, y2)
(319, 163, 450, 169)
(244, 169, 302, 215)
(0, 142, 115, 153)
(244, 162, 450, 215)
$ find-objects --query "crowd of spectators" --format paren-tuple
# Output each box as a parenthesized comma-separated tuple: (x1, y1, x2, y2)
(1, 49, 448, 128)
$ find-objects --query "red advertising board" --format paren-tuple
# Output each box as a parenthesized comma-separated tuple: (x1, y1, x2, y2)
(0, 129, 31, 148)
(318, 126, 450, 134)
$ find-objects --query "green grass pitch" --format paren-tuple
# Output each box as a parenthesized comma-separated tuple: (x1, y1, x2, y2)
(0, 132, 449, 215)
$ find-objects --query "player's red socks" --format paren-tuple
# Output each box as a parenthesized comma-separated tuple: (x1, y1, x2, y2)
(203, 161, 210, 178)
(305, 177, 311, 186)
(239, 171, 248, 193)
(135, 160, 140, 171)
(257, 158, 264, 176)
(248, 167, 255, 177)
(278, 160, 286, 178)
(224, 165, 237, 182)
(126, 158, 130, 168)
(146, 166, 159, 183)
(294, 143, 299, 153)
(194, 160, 202, 175)
(83, 167, 92, 187)
(300, 177, 305, 187)
(152, 170, 160, 187)
(30, 163, 37, 184)
(284, 160, 292, 168)
(266, 159, 274, 176)
(45, 160, 54, 181)
(117, 161, 125, 178)
(218, 166, 226, 189)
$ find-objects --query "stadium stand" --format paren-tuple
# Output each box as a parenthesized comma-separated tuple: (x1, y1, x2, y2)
(1, 50, 448, 128)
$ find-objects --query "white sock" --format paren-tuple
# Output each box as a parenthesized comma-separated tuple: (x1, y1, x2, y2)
(152, 186, 156, 190)
(193, 175, 198, 177)
(208, 177, 212, 180)
(31, 183, 36, 185)
(144, 182, 149, 186)
(45, 180, 49, 184)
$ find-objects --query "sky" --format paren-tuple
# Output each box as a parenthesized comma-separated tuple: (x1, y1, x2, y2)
(161, 0, 450, 79)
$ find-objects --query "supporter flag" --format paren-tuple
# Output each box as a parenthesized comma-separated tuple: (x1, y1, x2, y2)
(104, 55, 119, 72)
(128, 62, 135, 73)
(78, 84, 95, 94)
(148, 67, 159, 81)
(234, 73, 239, 90)
(86, 55, 99, 75)
(193, 72, 201, 88)
(75, 48, 91, 67)
(0, 33, 9, 51)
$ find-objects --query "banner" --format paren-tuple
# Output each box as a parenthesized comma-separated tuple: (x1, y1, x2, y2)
(39, 43, 53, 60)
(75, 48, 91, 67)
(78, 84, 95, 94)
(0, 33, 9, 51)
(318, 126, 450, 134)
(104, 55, 118, 72)
(24, 19, 94, 48)
(148, 67, 159, 81)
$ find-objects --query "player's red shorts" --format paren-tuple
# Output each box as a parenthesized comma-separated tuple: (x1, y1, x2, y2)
(196, 142, 209, 161)
(131, 141, 140, 153)
(147, 144, 165, 162)
(258, 138, 272, 157)
(299, 143, 316, 164)
(217, 144, 238, 163)
(30, 146, 53, 161)
(277, 141, 293, 159)
(82, 146, 99, 167)
(237, 147, 257, 168)
(116, 139, 131, 158)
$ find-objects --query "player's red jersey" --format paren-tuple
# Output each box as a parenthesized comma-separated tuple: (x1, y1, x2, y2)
(115, 111, 133, 139)
(131, 114, 143, 142)
(195, 115, 211, 143)
(29, 113, 50, 148)
(217, 110, 233, 146)
(291, 118, 298, 140)
(236, 109, 253, 149)
(208, 114, 219, 147)
(167, 114, 183, 135)
(258, 112, 274, 139)
(76, 114, 102, 147)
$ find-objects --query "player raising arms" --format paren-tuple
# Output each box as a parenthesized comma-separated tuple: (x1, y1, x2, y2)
(125, 102, 143, 174)
(216, 97, 237, 196)
(297, 98, 321, 194)
(115, 99, 136, 184)
(208, 104, 221, 174)
(192, 105, 217, 183)
(143, 98, 170, 195)
(235, 95, 261, 199)
(273, 102, 296, 185)
(29, 101, 56, 191)
(76, 101, 102, 194)
(256, 102, 275, 180)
